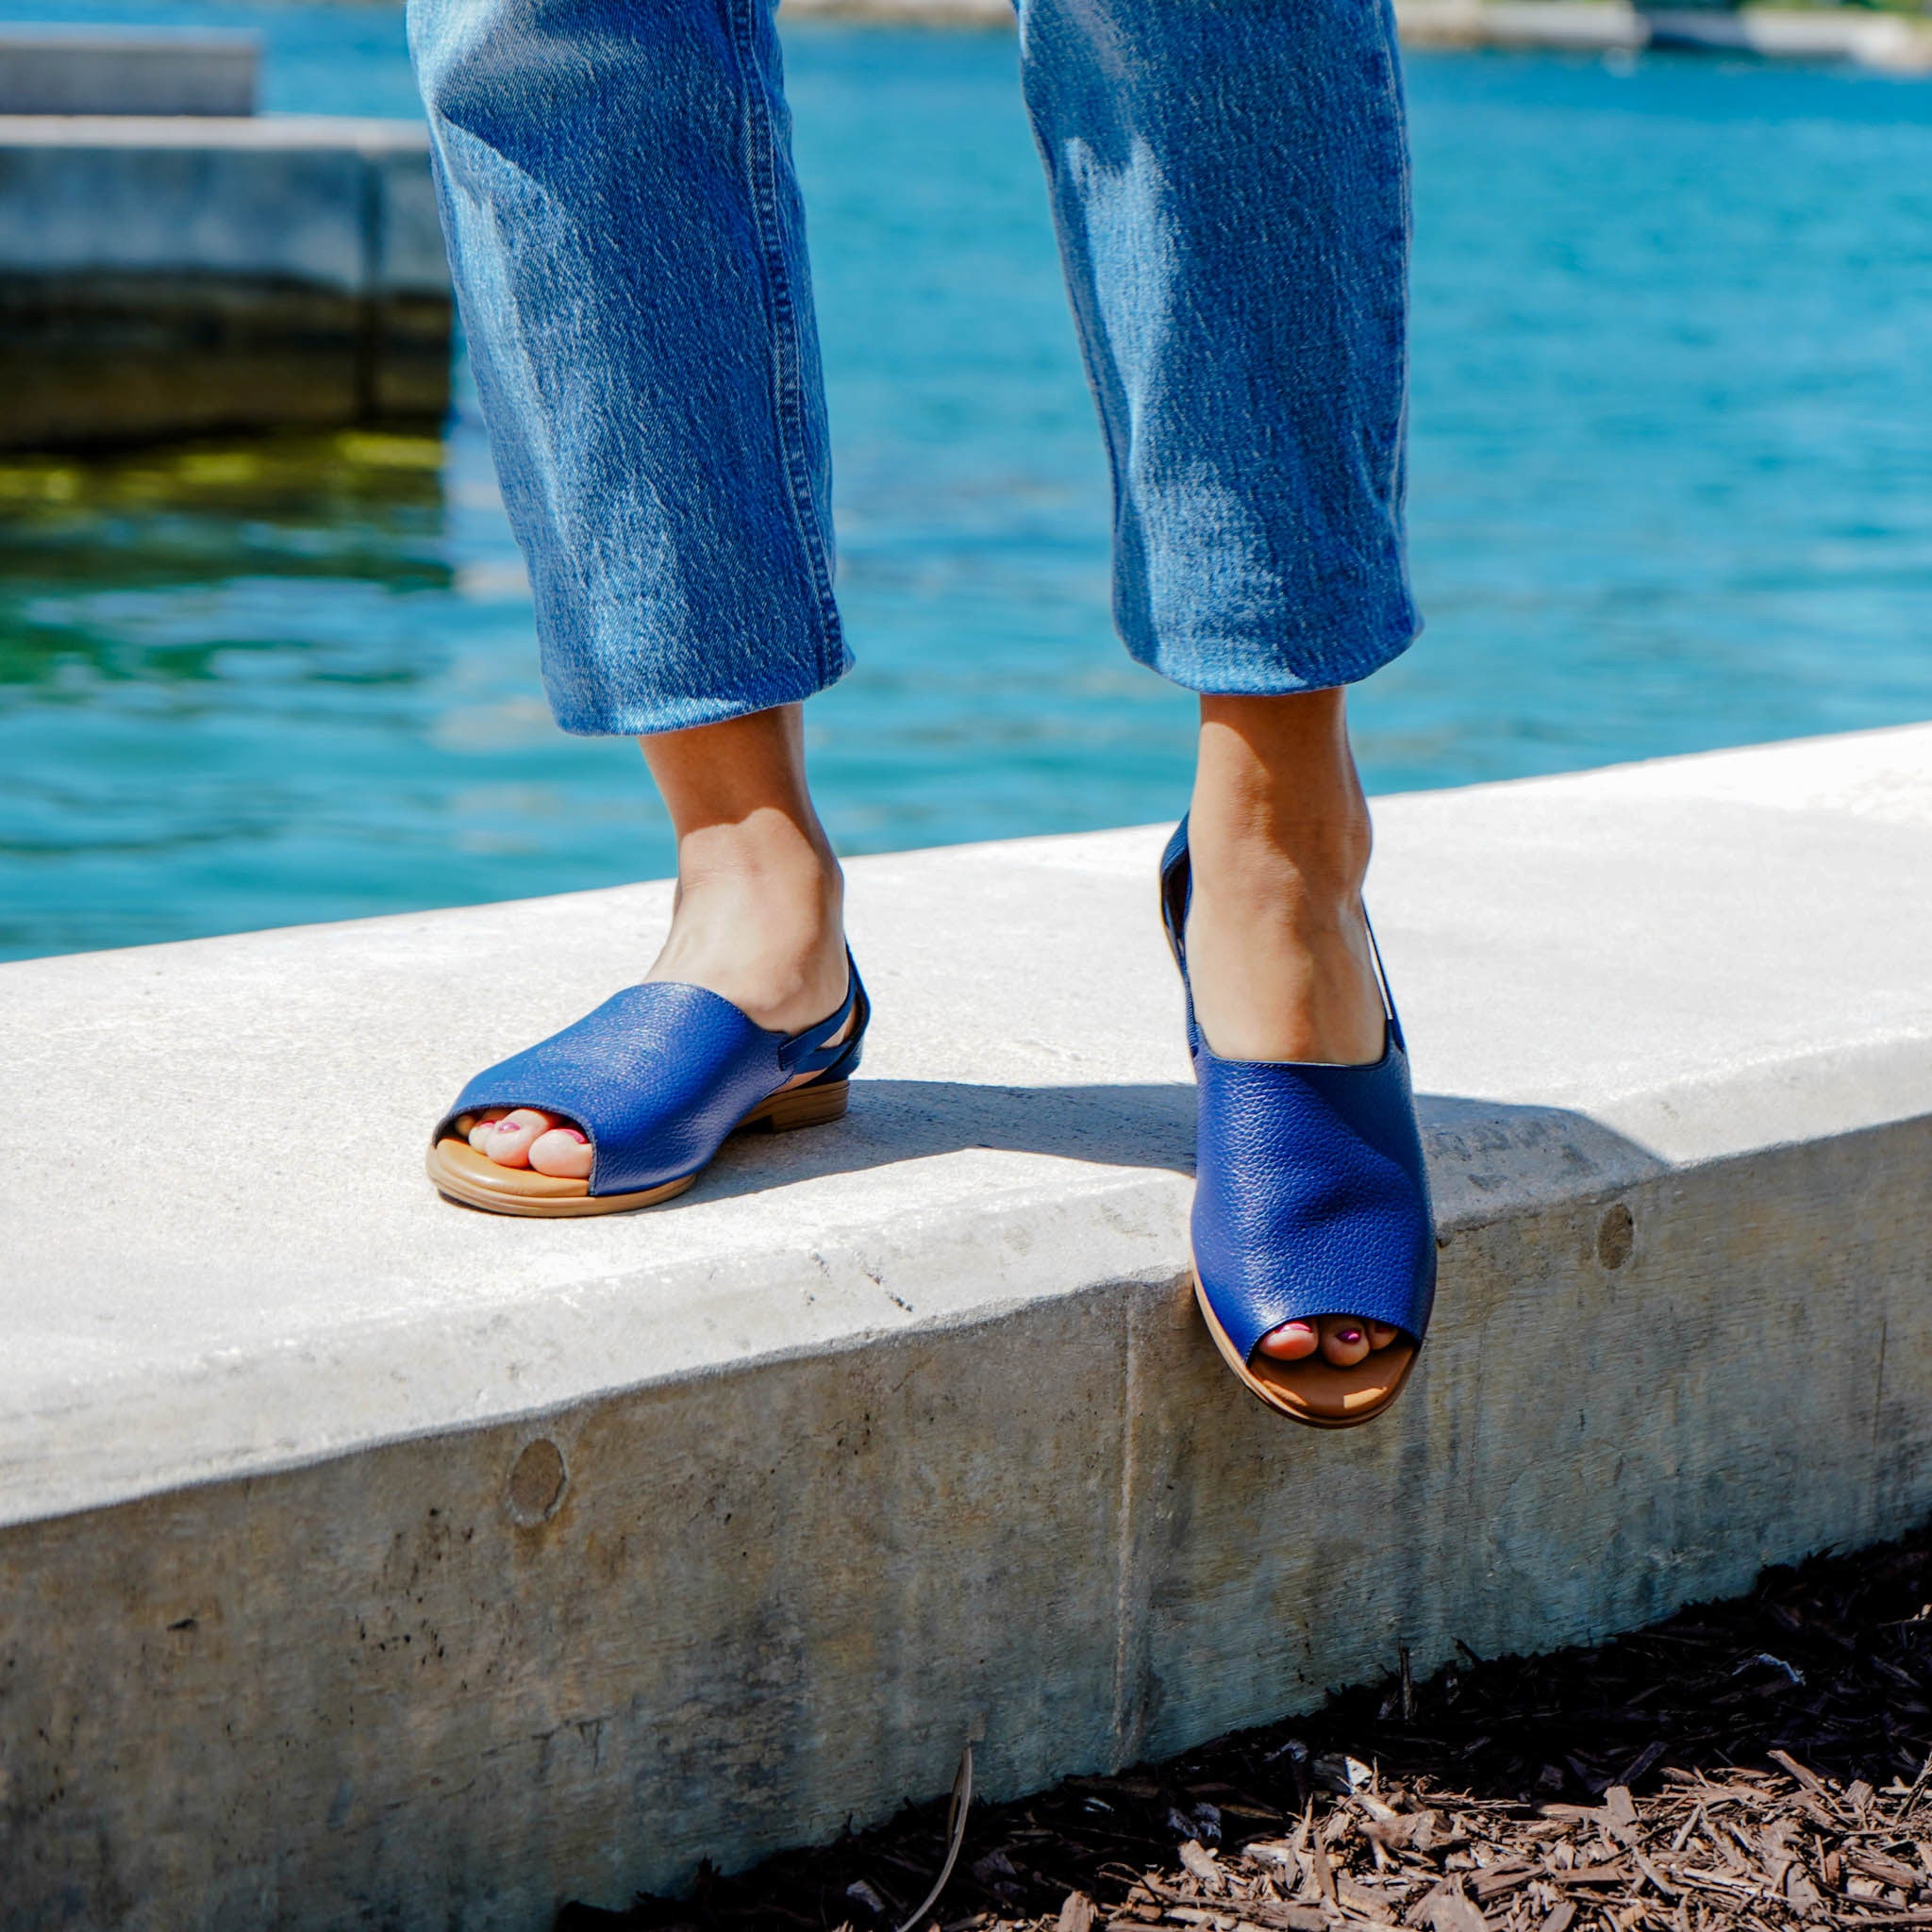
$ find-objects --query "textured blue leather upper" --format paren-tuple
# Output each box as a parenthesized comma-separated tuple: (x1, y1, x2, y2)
(435, 958, 866, 1197)
(1161, 820, 1435, 1364)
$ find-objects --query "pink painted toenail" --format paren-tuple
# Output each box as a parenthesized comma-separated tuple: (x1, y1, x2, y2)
(493, 1120, 519, 1132)
(1336, 1327, 1364, 1345)
(560, 1129, 587, 1142)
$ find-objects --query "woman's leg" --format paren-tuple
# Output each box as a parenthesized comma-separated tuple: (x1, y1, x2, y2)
(1188, 691, 1396, 1366)
(1018, 0, 1419, 1366)
(410, 0, 848, 734)
(409, 0, 848, 1174)
(466, 705, 848, 1177)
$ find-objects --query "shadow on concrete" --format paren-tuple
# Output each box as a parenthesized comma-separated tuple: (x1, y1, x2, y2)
(691, 1078, 1666, 1210)
(694, 1077, 1200, 1203)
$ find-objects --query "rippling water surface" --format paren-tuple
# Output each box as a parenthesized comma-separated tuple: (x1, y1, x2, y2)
(4, 5, 1931, 958)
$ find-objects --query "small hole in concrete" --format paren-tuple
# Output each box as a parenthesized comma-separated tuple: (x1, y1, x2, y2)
(1597, 1202, 1636, 1271)
(508, 1439, 567, 1524)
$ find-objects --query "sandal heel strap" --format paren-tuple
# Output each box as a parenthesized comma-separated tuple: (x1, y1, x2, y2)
(777, 949, 869, 1078)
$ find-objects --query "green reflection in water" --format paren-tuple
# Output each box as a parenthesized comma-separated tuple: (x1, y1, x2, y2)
(0, 422, 649, 960)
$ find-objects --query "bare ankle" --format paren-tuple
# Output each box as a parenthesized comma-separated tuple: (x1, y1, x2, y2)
(1191, 688, 1373, 909)
(651, 840, 847, 1035)
(673, 806, 842, 911)
(1184, 690, 1383, 1064)
(1186, 807, 1370, 925)
(636, 704, 849, 1029)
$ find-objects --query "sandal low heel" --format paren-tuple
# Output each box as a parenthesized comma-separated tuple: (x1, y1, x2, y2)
(741, 1077, 849, 1134)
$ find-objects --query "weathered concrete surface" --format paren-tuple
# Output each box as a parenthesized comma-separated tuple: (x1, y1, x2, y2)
(0, 27, 258, 117)
(0, 116, 450, 447)
(2, 724, 1930, 1927)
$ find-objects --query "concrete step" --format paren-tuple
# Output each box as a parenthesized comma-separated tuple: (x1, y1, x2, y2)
(0, 115, 450, 449)
(785, 0, 1932, 70)
(0, 26, 258, 118)
(2, 724, 1929, 1927)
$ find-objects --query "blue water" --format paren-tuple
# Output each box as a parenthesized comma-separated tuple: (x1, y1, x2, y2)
(5, 6, 1932, 959)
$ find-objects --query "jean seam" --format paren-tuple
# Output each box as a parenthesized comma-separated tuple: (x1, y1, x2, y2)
(726, 0, 843, 686)
(1017, 67, 1139, 659)
(1369, 0, 1414, 532)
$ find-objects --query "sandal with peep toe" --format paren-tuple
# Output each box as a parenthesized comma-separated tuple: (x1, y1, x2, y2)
(1160, 822, 1434, 1426)
(425, 954, 867, 1217)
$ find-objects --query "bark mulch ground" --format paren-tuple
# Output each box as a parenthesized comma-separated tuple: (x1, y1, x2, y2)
(560, 1524, 1932, 1932)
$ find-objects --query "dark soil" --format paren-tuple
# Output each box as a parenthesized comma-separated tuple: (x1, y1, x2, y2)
(560, 1525, 1932, 1932)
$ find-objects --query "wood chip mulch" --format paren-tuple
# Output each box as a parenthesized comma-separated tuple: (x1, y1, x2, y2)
(559, 1524, 1932, 1932)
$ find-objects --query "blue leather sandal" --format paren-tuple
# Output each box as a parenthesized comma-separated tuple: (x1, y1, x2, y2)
(425, 957, 867, 1217)
(1161, 822, 1435, 1427)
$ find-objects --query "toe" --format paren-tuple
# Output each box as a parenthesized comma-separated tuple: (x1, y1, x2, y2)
(528, 1124, 592, 1179)
(480, 1108, 553, 1168)
(466, 1108, 508, 1152)
(1320, 1316, 1372, 1368)
(1366, 1322, 1400, 1353)
(1257, 1320, 1320, 1360)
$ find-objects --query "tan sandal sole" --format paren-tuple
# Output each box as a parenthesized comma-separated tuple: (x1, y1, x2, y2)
(425, 1077, 851, 1219)
(1192, 1259, 1418, 1429)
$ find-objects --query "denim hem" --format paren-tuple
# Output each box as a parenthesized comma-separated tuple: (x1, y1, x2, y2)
(1132, 608, 1424, 698)
(414, 0, 1419, 732)
(545, 646, 857, 739)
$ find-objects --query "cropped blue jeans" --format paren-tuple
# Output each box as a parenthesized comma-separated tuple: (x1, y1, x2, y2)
(408, 0, 1420, 738)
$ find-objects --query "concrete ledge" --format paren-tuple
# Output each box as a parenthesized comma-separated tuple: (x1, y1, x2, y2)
(3, 725, 1930, 1926)
(0, 274, 452, 446)
(1396, 0, 1932, 66)
(0, 116, 450, 447)
(785, 0, 1932, 68)
(0, 27, 258, 117)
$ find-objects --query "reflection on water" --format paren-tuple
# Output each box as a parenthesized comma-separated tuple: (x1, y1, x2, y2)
(0, 434, 448, 686)
(0, 427, 499, 958)
(3, 8, 1932, 959)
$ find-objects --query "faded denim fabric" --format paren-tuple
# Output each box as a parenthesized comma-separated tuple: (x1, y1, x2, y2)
(408, 0, 1420, 737)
